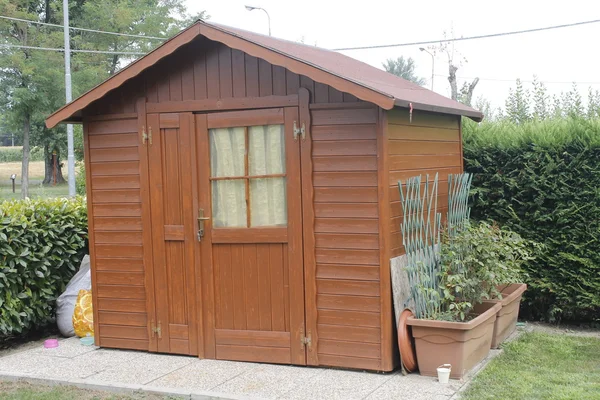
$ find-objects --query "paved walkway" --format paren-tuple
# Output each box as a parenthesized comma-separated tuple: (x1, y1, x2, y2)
(0, 337, 469, 399)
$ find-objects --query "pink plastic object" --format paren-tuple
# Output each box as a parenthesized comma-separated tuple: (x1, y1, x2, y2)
(44, 339, 59, 348)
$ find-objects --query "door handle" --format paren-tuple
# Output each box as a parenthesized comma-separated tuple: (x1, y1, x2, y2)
(197, 208, 210, 241)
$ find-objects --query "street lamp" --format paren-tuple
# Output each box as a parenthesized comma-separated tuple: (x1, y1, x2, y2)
(419, 47, 434, 91)
(245, 5, 271, 36)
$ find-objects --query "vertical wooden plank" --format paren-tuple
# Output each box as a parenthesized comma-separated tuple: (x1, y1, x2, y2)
(146, 69, 159, 103)
(258, 58, 273, 97)
(298, 88, 317, 365)
(286, 104, 307, 365)
(244, 244, 260, 330)
(300, 76, 314, 97)
(273, 65, 286, 96)
(231, 49, 246, 98)
(270, 245, 285, 332)
(458, 116, 464, 172)
(206, 44, 220, 99)
(343, 92, 359, 102)
(193, 50, 207, 100)
(137, 99, 156, 352)
(245, 54, 259, 97)
(83, 121, 101, 347)
(328, 87, 343, 102)
(314, 82, 329, 103)
(169, 65, 183, 102)
(179, 112, 199, 355)
(377, 108, 393, 370)
(221, 244, 234, 330)
(213, 244, 222, 329)
(181, 59, 195, 100)
(196, 113, 216, 357)
(231, 244, 246, 330)
(219, 46, 233, 98)
(186, 112, 202, 356)
(257, 244, 272, 331)
(157, 70, 170, 103)
(283, 249, 290, 331)
(147, 113, 170, 352)
(286, 71, 300, 96)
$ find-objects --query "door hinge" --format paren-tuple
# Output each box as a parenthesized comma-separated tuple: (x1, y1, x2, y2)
(151, 320, 162, 339)
(293, 121, 306, 141)
(300, 332, 312, 348)
(141, 126, 148, 145)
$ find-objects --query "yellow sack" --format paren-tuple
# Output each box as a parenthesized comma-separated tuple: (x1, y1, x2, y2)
(72, 289, 94, 338)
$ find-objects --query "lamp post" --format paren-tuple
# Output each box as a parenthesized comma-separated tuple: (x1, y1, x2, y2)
(245, 5, 271, 36)
(63, 0, 75, 196)
(419, 47, 434, 91)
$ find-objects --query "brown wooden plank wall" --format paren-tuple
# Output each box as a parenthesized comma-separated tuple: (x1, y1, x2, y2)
(87, 39, 359, 116)
(86, 116, 149, 351)
(312, 105, 382, 370)
(387, 108, 463, 257)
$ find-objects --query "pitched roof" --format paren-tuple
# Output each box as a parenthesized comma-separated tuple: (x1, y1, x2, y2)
(46, 20, 482, 128)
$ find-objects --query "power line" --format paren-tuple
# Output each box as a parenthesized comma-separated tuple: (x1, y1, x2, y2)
(434, 74, 600, 85)
(333, 19, 600, 51)
(0, 42, 146, 55)
(0, 15, 166, 41)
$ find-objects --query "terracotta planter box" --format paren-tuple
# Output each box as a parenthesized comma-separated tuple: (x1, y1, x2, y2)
(484, 283, 527, 348)
(407, 301, 501, 379)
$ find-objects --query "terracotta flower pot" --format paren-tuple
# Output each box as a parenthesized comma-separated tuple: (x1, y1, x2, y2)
(407, 302, 501, 379)
(483, 283, 527, 348)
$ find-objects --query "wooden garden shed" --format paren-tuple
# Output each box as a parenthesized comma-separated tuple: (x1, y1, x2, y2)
(46, 21, 483, 372)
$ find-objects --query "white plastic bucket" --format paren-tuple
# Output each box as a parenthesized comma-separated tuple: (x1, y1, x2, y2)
(437, 364, 452, 383)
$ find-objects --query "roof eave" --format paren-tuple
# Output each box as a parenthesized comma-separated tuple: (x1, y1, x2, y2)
(394, 99, 484, 122)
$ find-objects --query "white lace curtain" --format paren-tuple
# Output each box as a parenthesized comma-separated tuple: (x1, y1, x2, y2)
(210, 124, 286, 228)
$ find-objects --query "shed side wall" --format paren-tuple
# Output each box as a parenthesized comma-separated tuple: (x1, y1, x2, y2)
(311, 104, 383, 370)
(85, 114, 150, 351)
(387, 108, 463, 257)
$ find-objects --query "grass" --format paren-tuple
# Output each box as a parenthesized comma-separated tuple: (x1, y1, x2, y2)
(462, 332, 600, 400)
(0, 381, 170, 399)
(0, 161, 73, 201)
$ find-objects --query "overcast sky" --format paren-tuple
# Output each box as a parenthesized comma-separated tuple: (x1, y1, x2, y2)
(185, 0, 600, 111)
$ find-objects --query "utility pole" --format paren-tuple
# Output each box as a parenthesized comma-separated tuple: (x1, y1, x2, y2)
(63, 0, 75, 196)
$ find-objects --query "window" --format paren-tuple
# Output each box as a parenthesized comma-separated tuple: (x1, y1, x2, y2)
(210, 124, 287, 228)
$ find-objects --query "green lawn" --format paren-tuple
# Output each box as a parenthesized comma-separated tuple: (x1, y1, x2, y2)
(462, 332, 600, 400)
(0, 381, 169, 400)
(0, 183, 69, 201)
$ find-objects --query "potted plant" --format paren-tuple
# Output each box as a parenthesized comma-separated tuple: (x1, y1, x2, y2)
(465, 222, 534, 348)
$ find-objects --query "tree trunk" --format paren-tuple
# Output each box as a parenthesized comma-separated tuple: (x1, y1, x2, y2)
(43, 147, 66, 185)
(464, 78, 480, 107)
(448, 64, 458, 101)
(21, 114, 30, 199)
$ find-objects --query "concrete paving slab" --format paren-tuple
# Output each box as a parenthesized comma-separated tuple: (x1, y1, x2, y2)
(27, 337, 96, 359)
(151, 359, 256, 392)
(278, 368, 395, 400)
(214, 363, 325, 399)
(0, 353, 63, 375)
(89, 352, 195, 385)
(365, 373, 462, 400)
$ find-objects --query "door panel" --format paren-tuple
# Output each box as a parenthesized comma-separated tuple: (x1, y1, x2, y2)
(197, 107, 306, 365)
(147, 112, 199, 355)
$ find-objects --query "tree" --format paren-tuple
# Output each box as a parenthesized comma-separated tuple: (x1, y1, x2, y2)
(587, 87, 600, 119)
(562, 82, 584, 116)
(382, 56, 426, 86)
(531, 76, 548, 121)
(0, 1, 207, 196)
(505, 79, 530, 124)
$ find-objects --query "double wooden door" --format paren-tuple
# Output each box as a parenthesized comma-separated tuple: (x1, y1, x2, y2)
(145, 104, 312, 365)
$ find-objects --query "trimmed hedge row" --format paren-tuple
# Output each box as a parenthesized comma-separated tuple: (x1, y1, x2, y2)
(463, 118, 600, 322)
(0, 197, 88, 342)
(0, 146, 44, 162)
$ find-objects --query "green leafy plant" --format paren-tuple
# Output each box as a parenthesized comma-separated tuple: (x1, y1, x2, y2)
(75, 161, 86, 196)
(435, 221, 535, 321)
(0, 197, 88, 343)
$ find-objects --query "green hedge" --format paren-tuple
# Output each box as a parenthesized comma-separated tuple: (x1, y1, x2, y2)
(463, 118, 600, 322)
(0, 197, 88, 342)
(0, 146, 44, 162)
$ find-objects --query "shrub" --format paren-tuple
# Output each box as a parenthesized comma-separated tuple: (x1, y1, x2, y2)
(463, 117, 600, 322)
(0, 197, 88, 342)
(75, 161, 86, 196)
(0, 146, 44, 162)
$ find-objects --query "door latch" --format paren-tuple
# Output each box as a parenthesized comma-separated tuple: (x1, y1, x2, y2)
(197, 208, 210, 241)
(141, 126, 148, 145)
(293, 121, 306, 141)
(151, 320, 162, 339)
